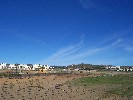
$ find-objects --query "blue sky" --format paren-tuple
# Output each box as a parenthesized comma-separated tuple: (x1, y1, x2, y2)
(0, 0, 133, 66)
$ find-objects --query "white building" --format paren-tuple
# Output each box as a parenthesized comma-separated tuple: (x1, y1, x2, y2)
(18, 64, 30, 70)
(7, 64, 16, 69)
(32, 64, 42, 70)
(44, 65, 50, 70)
(0, 63, 6, 69)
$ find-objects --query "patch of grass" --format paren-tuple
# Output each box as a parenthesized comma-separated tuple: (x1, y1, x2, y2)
(69, 75, 133, 86)
(67, 74, 133, 96)
(108, 85, 133, 96)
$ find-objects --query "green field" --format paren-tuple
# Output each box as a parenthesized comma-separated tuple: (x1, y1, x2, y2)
(67, 74, 133, 96)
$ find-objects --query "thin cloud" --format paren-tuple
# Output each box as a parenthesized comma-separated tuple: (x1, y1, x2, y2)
(39, 36, 117, 65)
(48, 35, 83, 60)
(64, 47, 106, 61)
(79, 0, 109, 10)
(40, 45, 107, 66)
(124, 45, 133, 53)
(39, 35, 84, 65)
(39, 31, 132, 66)
(79, 0, 95, 9)
(112, 38, 133, 53)
(111, 38, 123, 46)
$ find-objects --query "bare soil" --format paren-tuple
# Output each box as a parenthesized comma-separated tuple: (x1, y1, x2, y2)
(0, 73, 131, 100)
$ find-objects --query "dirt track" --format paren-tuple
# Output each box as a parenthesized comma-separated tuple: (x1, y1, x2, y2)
(0, 74, 131, 100)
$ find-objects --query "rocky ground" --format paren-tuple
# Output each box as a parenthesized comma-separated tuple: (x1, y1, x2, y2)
(0, 73, 132, 100)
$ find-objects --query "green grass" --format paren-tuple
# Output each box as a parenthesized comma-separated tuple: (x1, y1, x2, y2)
(109, 85, 133, 96)
(69, 75, 133, 85)
(67, 74, 133, 96)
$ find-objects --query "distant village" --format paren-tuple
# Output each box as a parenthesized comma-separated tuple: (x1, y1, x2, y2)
(0, 63, 52, 71)
(66, 64, 133, 72)
(0, 63, 133, 73)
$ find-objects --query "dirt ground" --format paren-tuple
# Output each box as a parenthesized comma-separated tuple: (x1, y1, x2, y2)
(0, 73, 132, 100)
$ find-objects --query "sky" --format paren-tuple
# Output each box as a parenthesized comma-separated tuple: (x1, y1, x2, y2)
(0, 0, 133, 66)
